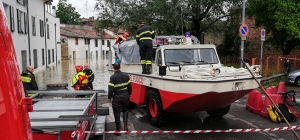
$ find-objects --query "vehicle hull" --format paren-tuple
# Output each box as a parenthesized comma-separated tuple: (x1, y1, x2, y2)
(123, 71, 260, 112)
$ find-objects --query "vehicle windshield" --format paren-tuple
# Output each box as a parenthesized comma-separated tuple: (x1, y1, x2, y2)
(164, 48, 219, 65)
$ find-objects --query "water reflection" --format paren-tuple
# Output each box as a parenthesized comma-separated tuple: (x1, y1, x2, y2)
(35, 56, 111, 91)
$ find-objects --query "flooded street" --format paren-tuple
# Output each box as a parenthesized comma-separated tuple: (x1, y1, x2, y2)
(35, 56, 111, 91)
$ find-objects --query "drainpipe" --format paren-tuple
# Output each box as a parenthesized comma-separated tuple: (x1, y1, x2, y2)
(44, 2, 47, 68)
(55, 23, 57, 65)
(26, 2, 31, 65)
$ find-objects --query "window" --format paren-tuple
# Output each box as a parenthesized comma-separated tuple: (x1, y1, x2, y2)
(24, 13, 27, 34)
(48, 49, 50, 64)
(107, 40, 111, 47)
(32, 16, 36, 36)
(102, 39, 104, 45)
(75, 38, 78, 45)
(95, 39, 98, 47)
(42, 49, 45, 66)
(33, 49, 38, 68)
(40, 19, 44, 37)
(85, 38, 90, 45)
(47, 24, 49, 39)
(52, 49, 54, 62)
(16, 9, 24, 33)
(23, 0, 28, 6)
(9, 6, 14, 32)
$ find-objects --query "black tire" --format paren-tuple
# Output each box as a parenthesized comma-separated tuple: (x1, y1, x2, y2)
(295, 77, 300, 87)
(95, 135, 104, 140)
(145, 90, 168, 127)
(128, 101, 136, 110)
(206, 105, 231, 117)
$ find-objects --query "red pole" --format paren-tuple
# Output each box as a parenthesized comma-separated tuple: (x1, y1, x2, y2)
(265, 56, 270, 76)
(277, 57, 280, 72)
(252, 58, 255, 65)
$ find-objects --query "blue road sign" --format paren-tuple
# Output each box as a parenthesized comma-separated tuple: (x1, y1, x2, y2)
(239, 24, 249, 37)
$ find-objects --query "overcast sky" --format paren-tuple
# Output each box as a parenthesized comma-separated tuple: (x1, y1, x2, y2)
(52, 0, 98, 18)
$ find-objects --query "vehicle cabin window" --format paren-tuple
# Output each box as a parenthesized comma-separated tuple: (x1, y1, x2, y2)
(156, 50, 162, 66)
(199, 49, 218, 64)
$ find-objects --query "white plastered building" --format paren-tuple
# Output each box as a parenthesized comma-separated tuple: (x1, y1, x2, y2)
(2, 0, 60, 73)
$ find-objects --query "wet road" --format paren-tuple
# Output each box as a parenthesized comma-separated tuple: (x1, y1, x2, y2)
(35, 58, 300, 140)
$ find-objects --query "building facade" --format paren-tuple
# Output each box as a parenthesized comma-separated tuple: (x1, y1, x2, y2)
(2, 0, 60, 73)
(60, 24, 116, 60)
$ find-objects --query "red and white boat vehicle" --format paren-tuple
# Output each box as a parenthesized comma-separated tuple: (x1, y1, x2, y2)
(110, 36, 262, 127)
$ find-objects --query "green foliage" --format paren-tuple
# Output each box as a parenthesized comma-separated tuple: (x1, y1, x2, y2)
(216, 8, 242, 56)
(94, 0, 243, 39)
(56, 0, 82, 25)
(247, 0, 300, 55)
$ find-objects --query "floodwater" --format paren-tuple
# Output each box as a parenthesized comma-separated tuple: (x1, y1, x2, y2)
(34, 56, 111, 91)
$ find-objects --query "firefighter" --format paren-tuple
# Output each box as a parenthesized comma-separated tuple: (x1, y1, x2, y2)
(70, 65, 90, 97)
(108, 63, 132, 135)
(136, 20, 155, 74)
(21, 66, 38, 97)
(83, 64, 94, 89)
(114, 32, 130, 63)
(114, 32, 130, 45)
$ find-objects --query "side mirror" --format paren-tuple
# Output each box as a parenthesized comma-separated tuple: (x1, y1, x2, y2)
(159, 66, 167, 76)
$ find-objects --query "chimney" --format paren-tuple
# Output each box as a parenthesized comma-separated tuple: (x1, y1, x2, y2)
(52, 6, 56, 16)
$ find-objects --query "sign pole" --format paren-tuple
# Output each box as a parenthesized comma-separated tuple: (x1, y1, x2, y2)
(260, 29, 265, 75)
(240, 0, 246, 68)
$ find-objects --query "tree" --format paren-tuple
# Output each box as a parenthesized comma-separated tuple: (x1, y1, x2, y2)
(247, 0, 300, 55)
(56, 0, 82, 25)
(94, 0, 243, 40)
(216, 8, 243, 56)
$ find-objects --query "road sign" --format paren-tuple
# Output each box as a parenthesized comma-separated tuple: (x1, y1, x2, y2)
(241, 37, 246, 40)
(239, 24, 249, 37)
(261, 29, 265, 41)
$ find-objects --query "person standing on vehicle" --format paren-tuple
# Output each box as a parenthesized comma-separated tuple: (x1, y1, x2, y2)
(83, 64, 94, 89)
(284, 59, 291, 74)
(21, 66, 38, 97)
(71, 65, 90, 97)
(114, 32, 130, 63)
(136, 20, 155, 74)
(108, 63, 132, 135)
(114, 32, 130, 45)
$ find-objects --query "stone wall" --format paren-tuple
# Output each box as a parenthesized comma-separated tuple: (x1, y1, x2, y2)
(60, 35, 69, 60)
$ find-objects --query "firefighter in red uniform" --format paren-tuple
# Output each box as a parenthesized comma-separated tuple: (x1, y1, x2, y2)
(71, 65, 90, 97)
(114, 32, 130, 45)
(114, 32, 130, 63)
(136, 20, 155, 74)
(108, 63, 132, 135)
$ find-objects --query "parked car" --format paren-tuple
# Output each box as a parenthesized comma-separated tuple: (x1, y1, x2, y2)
(288, 69, 300, 86)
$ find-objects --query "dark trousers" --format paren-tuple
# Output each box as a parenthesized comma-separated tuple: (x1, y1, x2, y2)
(112, 93, 130, 131)
(139, 40, 153, 63)
(88, 82, 93, 90)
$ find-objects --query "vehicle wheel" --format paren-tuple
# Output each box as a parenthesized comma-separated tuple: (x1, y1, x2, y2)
(295, 77, 300, 86)
(95, 135, 104, 140)
(145, 90, 168, 127)
(206, 105, 231, 117)
(128, 101, 136, 110)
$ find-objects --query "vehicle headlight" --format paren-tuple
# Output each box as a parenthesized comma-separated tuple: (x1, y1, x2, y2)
(210, 68, 220, 75)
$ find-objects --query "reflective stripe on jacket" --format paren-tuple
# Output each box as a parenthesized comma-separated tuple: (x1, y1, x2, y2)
(70, 71, 88, 87)
(108, 70, 132, 99)
(136, 25, 155, 45)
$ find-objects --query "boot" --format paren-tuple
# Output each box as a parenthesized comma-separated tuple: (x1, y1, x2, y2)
(113, 107, 122, 136)
(123, 111, 129, 131)
(142, 64, 146, 74)
(145, 64, 151, 74)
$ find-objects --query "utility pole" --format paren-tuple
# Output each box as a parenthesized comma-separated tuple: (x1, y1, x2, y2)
(86, 0, 91, 61)
(240, 0, 246, 68)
